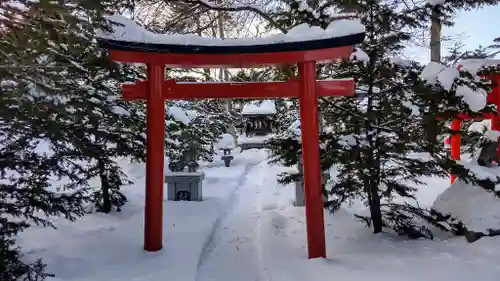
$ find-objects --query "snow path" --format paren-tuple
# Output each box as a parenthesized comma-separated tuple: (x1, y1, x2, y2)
(195, 160, 272, 281)
(17, 149, 270, 281)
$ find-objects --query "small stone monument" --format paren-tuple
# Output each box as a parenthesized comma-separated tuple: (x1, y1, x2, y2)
(217, 133, 236, 167)
(294, 157, 330, 207)
(165, 141, 205, 201)
(477, 140, 499, 167)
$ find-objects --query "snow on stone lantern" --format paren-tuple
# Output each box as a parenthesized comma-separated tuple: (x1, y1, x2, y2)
(165, 140, 205, 201)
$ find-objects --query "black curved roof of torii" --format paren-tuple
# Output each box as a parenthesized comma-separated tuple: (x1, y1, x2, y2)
(98, 32, 365, 54)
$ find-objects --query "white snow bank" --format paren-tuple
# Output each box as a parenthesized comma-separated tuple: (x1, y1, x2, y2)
(217, 133, 236, 150)
(421, 62, 487, 112)
(14, 151, 500, 281)
(456, 160, 500, 183)
(241, 100, 276, 115)
(433, 174, 500, 233)
(260, 181, 500, 281)
(17, 149, 269, 281)
(100, 15, 364, 46)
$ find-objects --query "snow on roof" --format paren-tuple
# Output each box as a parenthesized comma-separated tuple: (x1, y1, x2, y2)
(241, 100, 276, 115)
(99, 15, 364, 47)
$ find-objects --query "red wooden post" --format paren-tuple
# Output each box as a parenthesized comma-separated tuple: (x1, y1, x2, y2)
(144, 64, 165, 252)
(492, 77, 500, 161)
(298, 61, 326, 259)
(450, 119, 461, 184)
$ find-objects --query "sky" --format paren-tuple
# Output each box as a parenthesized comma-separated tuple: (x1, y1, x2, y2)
(411, 6, 500, 62)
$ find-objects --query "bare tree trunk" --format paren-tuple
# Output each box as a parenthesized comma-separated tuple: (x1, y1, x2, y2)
(217, 10, 233, 113)
(195, 17, 212, 79)
(215, 8, 237, 142)
(430, 7, 442, 62)
(426, 6, 443, 155)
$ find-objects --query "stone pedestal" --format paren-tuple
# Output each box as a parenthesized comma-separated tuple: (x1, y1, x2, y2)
(477, 140, 499, 167)
(293, 171, 330, 207)
(221, 155, 234, 167)
(165, 172, 205, 201)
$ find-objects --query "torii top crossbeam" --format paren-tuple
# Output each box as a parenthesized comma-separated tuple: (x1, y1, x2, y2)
(99, 15, 365, 68)
(98, 15, 365, 260)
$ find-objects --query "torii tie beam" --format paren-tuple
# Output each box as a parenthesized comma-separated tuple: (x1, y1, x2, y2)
(99, 30, 365, 259)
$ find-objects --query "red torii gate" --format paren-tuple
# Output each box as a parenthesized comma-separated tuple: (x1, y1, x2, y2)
(447, 67, 500, 183)
(99, 28, 364, 259)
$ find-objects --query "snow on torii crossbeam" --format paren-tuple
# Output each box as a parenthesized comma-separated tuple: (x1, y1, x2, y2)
(98, 15, 365, 259)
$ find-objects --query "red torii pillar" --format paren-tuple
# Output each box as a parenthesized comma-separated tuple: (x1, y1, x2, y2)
(449, 73, 500, 183)
(99, 33, 364, 259)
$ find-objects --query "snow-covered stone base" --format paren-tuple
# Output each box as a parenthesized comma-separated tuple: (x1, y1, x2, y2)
(433, 175, 500, 234)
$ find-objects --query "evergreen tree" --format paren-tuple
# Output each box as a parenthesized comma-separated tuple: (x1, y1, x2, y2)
(264, 0, 493, 238)
(57, 57, 147, 213)
(1, 0, 137, 279)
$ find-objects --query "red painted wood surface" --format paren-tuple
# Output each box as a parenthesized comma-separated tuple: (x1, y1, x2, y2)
(108, 46, 353, 68)
(122, 79, 355, 101)
(450, 119, 461, 184)
(144, 64, 165, 252)
(298, 61, 327, 259)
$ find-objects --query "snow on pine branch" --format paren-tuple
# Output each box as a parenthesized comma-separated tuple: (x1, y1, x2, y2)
(168, 106, 198, 125)
(350, 48, 369, 64)
(290, 0, 359, 20)
(182, 0, 287, 33)
(188, 0, 360, 34)
(421, 61, 487, 112)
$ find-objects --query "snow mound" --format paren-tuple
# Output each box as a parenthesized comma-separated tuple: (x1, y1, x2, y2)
(433, 168, 500, 233)
(100, 15, 365, 46)
(217, 133, 236, 150)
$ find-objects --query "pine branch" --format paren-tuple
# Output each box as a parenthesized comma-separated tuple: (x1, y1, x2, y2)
(320, 97, 367, 120)
(174, 0, 288, 34)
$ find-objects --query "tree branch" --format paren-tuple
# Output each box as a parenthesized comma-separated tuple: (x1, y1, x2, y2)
(177, 0, 288, 34)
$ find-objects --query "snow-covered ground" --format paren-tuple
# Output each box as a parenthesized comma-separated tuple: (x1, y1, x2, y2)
(17, 149, 500, 281)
